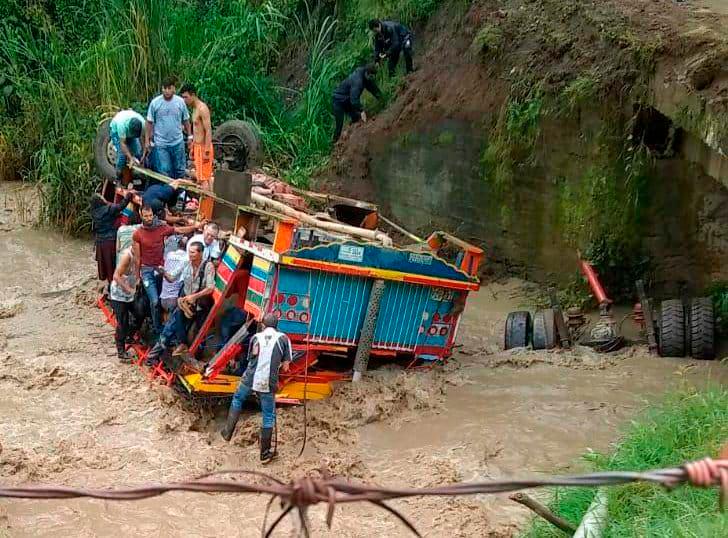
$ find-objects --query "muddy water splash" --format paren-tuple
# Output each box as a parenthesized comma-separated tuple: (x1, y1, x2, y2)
(1, 182, 726, 537)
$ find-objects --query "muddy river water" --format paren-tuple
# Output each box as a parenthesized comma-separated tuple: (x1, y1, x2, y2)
(0, 181, 726, 537)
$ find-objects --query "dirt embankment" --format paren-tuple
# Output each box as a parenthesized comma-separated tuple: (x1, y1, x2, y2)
(319, 0, 728, 292)
(325, 0, 728, 193)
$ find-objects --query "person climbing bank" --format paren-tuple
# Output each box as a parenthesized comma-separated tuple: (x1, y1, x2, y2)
(369, 19, 414, 76)
(221, 313, 292, 464)
(332, 63, 382, 143)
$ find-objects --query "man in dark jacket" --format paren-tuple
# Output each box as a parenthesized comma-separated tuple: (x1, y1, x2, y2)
(220, 313, 292, 463)
(332, 63, 382, 143)
(369, 19, 414, 76)
(90, 189, 134, 286)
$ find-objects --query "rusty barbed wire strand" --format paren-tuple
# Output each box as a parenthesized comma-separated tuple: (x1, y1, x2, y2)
(1, 458, 726, 536)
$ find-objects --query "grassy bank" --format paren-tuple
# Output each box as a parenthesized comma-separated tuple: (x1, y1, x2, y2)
(523, 387, 728, 537)
(0, 0, 443, 232)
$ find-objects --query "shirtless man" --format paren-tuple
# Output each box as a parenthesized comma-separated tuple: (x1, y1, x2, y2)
(180, 83, 214, 192)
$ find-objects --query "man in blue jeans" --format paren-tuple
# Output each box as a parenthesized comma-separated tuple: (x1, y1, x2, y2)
(132, 205, 200, 340)
(145, 240, 215, 365)
(145, 77, 190, 179)
(109, 109, 145, 184)
(221, 313, 292, 464)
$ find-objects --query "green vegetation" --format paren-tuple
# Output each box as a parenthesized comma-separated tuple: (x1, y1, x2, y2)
(706, 281, 728, 336)
(524, 387, 728, 537)
(481, 88, 544, 198)
(471, 23, 504, 57)
(0, 0, 444, 232)
(559, 73, 600, 115)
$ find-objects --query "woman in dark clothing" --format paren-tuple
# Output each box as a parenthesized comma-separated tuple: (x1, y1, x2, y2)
(90, 189, 134, 286)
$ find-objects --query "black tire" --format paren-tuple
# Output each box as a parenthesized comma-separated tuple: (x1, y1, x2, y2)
(532, 308, 557, 350)
(658, 299, 686, 357)
(212, 120, 261, 171)
(94, 118, 117, 179)
(504, 311, 532, 350)
(688, 297, 715, 360)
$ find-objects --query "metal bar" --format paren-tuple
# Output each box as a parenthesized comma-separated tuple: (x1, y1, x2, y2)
(548, 287, 571, 349)
(636, 280, 658, 355)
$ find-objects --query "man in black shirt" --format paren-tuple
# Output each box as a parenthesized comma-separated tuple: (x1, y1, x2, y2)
(332, 63, 382, 143)
(369, 19, 414, 76)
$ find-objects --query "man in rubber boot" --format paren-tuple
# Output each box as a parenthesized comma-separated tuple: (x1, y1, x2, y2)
(332, 63, 382, 143)
(369, 19, 414, 76)
(109, 109, 145, 185)
(221, 313, 292, 464)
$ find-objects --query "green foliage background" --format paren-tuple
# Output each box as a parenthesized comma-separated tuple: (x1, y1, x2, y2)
(0, 0, 442, 232)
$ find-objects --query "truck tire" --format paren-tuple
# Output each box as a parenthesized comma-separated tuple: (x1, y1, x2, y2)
(532, 308, 557, 350)
(688, 297, 715, 360)
(94, 118, 117, 179)
(504, 311, 532, 350)
(213, 120, 261, 172)
(658, 299, 685, 357)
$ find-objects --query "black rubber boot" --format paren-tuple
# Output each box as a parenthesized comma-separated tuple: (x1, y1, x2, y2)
(117, 344, 132, 363)
(260, 427, 274, 464)
(220, 408, 241, 442)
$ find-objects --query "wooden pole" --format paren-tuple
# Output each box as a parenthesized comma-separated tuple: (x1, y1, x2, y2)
(509, 493, 576, 534)
(352, 279, 386, 382)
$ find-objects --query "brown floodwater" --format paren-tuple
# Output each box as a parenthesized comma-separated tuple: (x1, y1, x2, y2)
(1, 181, 726, 537)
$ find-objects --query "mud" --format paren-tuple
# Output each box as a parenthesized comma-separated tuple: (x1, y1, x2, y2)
(1, 181, 726, 537)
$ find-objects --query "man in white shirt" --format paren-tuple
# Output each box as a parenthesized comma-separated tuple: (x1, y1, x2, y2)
(159, 236, 188, 313)
(187, 222, 221, 262)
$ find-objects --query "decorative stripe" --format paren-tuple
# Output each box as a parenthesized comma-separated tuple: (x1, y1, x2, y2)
(248, 276, 266, 295)
(214, 273, 227, 291)
(250, 264, 269, 282)
(246, 289, 263, 307)
(244, 301, 262, 317)
(221, 255, 237, 273)
(253, 256, 271, 272)
(217, 262, 234, 283)
(281, 257, 479, 291)
(225, 245, 241, 265)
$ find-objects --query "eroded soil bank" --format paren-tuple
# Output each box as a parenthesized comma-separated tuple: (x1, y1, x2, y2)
(1, 181, 726, 536)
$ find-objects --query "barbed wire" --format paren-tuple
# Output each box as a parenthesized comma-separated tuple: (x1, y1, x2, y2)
(1, 457, 726, 536)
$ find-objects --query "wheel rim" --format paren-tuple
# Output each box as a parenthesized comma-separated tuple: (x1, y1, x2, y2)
(217, 133, 248, 171)
(106, 140, 118, 166)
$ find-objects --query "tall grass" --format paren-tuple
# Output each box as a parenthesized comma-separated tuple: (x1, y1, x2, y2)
(0, 0, 445, 232)
(523, 387, 728, 537)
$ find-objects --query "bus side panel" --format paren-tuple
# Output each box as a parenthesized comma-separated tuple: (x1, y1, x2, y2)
(276, 267, 372, 344)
